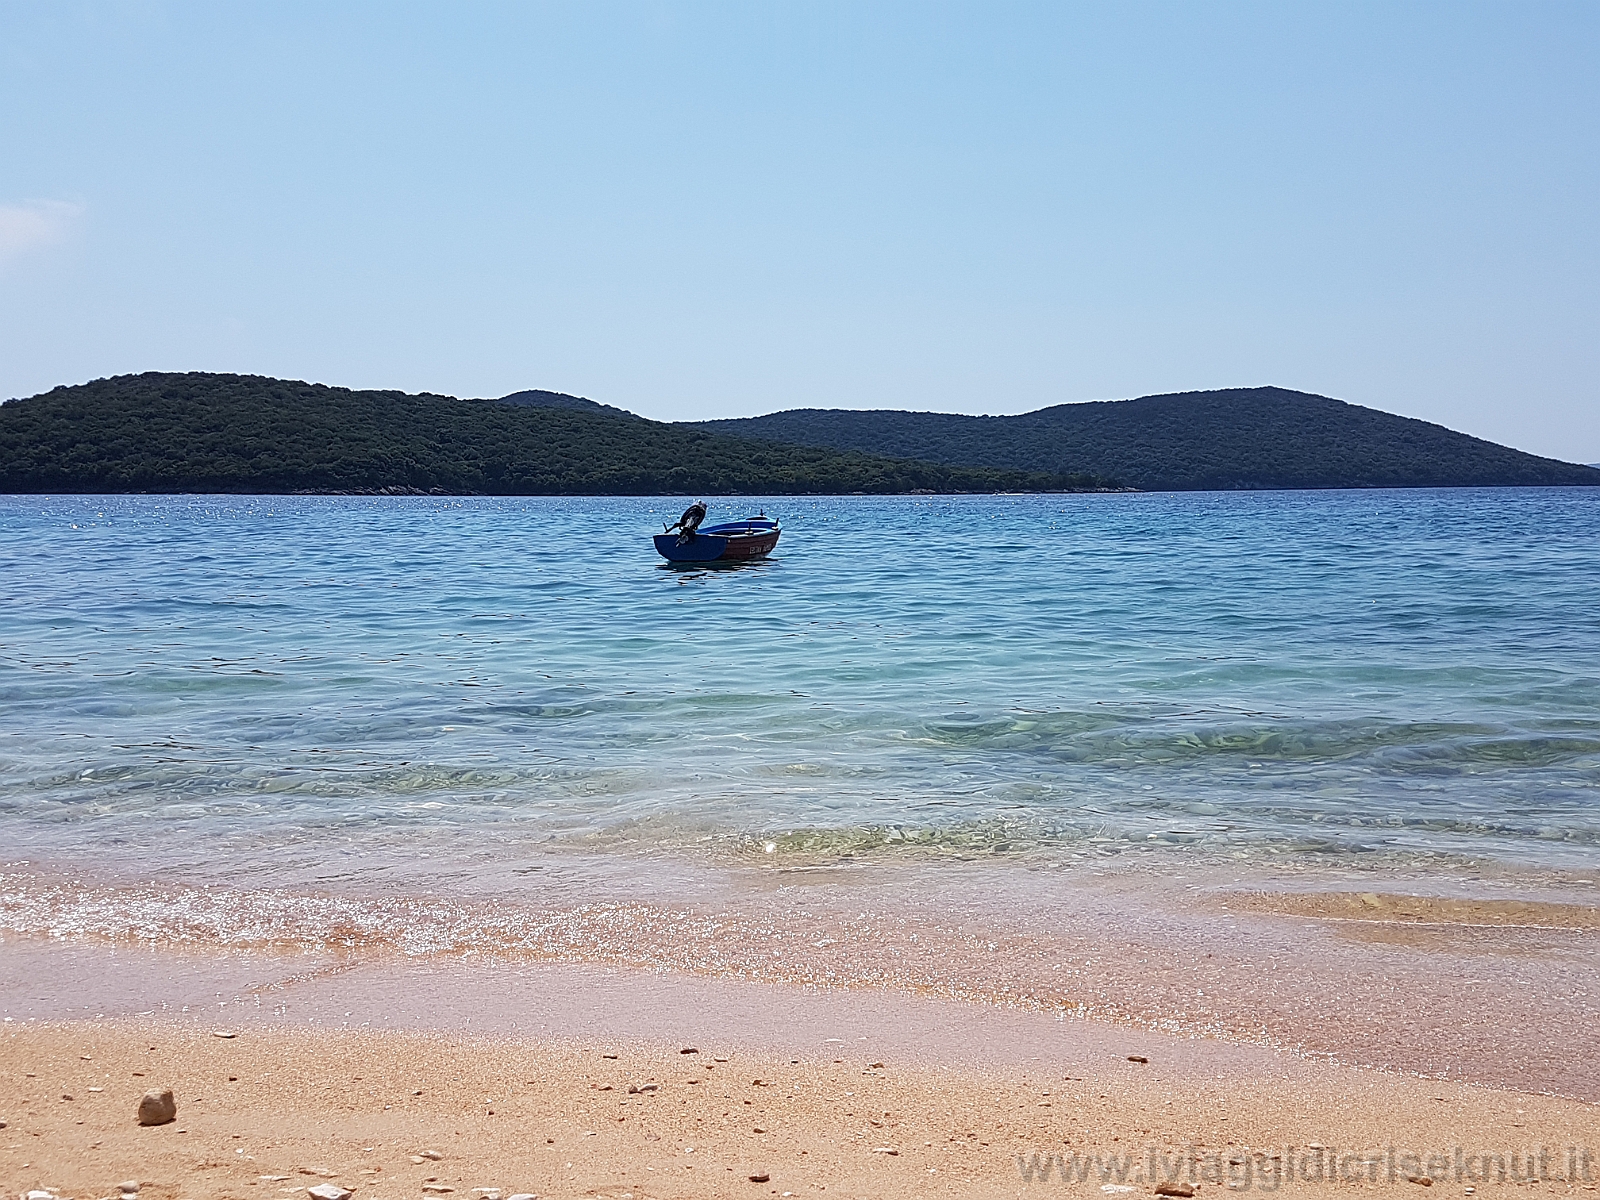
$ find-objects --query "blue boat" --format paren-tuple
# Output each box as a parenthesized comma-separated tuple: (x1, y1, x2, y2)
(654, 510, 781, 564)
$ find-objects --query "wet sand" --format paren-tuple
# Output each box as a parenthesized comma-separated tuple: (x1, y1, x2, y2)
(5, 855, 1599, 1098)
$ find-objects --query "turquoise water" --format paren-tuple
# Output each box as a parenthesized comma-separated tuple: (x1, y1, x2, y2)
(2, 489, 1598, 875)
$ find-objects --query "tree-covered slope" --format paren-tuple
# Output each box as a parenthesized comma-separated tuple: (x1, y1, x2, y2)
(0, 372, 1101, 495)
(693, 387, 1600, 490)
(494, 388, 640, 419)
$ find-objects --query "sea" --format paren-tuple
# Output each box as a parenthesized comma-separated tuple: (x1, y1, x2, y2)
(4, 488, 1599, 1091)
(4, 488, 1597, 878)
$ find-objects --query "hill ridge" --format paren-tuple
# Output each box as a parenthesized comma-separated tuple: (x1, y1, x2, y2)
(0, 371, 1099, 495)
(690, 385, 1600, 491)
(492, 388, 640, 419)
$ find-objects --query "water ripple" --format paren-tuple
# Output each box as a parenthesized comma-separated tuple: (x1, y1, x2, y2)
(2, 489, 1598, 872)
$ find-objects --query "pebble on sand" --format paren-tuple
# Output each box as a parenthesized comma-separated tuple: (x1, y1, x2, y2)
(1407, 1176, 1434, 1187)
(749, 1173, 771, 1183)
(417, 1150, 444, 1160)
(116, 1182, 139, 1194)
(1127, 1056, 1149, 1064)
(1155, 1184, 1195, 1197)
(136, 1089, 177, 1126)
(306, 1186, 351, 1200)
(213, 1030, 239, 1039)
(505, 1194, 538, 1200)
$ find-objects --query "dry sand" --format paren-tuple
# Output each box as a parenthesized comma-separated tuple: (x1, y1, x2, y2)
(3, 948, 1598, 1200)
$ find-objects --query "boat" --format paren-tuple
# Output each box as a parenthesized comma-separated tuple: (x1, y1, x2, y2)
(653, 511, 780, 564)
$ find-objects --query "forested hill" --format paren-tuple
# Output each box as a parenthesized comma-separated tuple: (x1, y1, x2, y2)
(692, 387, 1600, 490)
(494, 388, 639, 419)
(0, 372, 1104, 495)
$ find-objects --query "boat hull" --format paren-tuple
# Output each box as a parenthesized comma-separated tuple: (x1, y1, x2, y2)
(653, 528, 780, 563)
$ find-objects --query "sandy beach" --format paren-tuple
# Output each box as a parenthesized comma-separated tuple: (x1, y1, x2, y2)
(5, 967, 1598, 1200)
(4, 859, 1599, 1200)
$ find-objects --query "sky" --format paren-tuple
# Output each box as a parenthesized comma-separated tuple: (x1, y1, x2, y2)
(1, 1, 1597, 461)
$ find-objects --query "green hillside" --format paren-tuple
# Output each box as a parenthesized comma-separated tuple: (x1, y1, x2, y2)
(692, 387, 1600, 490)
(494, 388, 640, 419)
(0, 372, 1105, 495)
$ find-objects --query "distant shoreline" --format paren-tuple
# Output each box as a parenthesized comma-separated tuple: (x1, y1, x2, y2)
(5, 372, 1596, 494)
(13, 482, 1600, 498)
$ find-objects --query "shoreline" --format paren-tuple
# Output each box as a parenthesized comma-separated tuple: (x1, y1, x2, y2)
(6, 843, 1598, 1198)
(6, 849, 1599, 1102)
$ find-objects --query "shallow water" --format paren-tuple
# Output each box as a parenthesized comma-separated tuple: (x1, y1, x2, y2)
(3, 489, 1599, 878)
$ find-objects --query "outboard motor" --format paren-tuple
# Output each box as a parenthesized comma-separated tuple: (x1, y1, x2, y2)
(666, 501, 708, 545)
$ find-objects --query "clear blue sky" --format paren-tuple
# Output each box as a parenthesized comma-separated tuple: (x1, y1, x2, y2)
(2, 1, 1596, 460)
